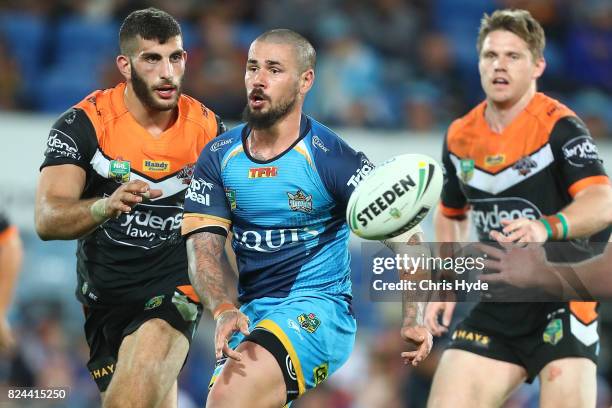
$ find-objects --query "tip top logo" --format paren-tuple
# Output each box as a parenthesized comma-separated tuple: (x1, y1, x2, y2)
(288, 190, 313, 213)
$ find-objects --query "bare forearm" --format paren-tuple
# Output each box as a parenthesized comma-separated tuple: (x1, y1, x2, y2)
(399, 232, 429, 327)
(0, 234, 23, 314)
(434, 208, 470, 242)
(186, 233, 237, 313)
(561, 185, 612, 238)
(35, 196, 102, 240)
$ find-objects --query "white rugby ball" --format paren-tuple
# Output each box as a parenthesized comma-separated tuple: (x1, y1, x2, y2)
(346, 153, 443, 240)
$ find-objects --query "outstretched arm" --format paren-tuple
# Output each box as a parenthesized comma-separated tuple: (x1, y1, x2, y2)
(186, 232, 246, 360)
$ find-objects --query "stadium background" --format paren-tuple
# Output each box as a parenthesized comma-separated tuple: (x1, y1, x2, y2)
(0, 0, 610, 406)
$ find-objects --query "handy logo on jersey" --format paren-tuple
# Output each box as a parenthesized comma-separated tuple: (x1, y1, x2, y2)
(176, 163, 196, 185)
(297, 313, 321, 334)
(513, 156, 538, 176)
(288, 190, 313, 213)
(249, 167, 278, 178)
(485, 154, 505, 167)
(143, 160, 170, 172)
(186, 177, 213, 206)
(46, 129, 81, 160)
(543, 318, 563, 345)
(460, 159, 474, 182)
(312, 135, 329, 152)
(234, 227, 321, 253)
(562, 136, 599, 167)
(346, 158, 374, 188)
(471, 198, 540, 234)
(109, 158, 130, 182)
(225, 188, 237, 211)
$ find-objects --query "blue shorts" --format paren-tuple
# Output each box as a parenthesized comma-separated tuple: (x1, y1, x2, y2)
(210, 292, 356, 400)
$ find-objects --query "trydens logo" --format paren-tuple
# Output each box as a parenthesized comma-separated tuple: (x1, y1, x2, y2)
(346, 158, 374, 188)
(470, 198, 541, 236)
(46, 129, 81, 160)
(562, 136, 599, 167)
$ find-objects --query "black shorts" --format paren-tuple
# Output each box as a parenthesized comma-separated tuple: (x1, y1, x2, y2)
(447, 304, 598, 382)
(83, 291, 202, 392)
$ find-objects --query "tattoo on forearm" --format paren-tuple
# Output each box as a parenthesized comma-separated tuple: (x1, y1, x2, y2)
(399, 232, 429, 327)
(186, 232, 233, 312)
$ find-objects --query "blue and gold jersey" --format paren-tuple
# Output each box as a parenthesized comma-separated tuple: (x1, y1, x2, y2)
(182, 115, 372, 303)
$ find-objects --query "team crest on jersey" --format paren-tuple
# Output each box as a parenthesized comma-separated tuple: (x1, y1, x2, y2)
(485, 154, 505, 167)
(513, 156, 537, 176)
(543, 318, 563, 345)
(176, 163, 196, 185)
(460, 159, 474, 182)
(288, 190, 313, 213)
(109, 158, 131, 182)
(225, 188, 237, 211)
(297, 313, 321, 333)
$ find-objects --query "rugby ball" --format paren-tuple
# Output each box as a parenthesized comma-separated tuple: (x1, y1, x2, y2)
(346, 153, 443, 240)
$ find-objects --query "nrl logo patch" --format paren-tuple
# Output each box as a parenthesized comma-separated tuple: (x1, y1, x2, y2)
(225, 188, 237, 211)
(460, 159, 474, 183)
(288, 190, 313, 213)
(297, 312, 321, 334)
(513, 156, 537, 176)
(109, 158, 131, 183)
(543, 318, 563, 346)
(144, 295, 165, 310)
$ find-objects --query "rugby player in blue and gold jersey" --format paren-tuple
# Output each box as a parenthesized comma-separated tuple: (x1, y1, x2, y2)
(182, 29, 433, 407)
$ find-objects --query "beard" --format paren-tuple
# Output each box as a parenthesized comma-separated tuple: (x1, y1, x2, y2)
(242, 90, 298, 130)
(131, 65, 182, 111)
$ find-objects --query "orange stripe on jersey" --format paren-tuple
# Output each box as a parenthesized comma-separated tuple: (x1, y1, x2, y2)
(74, 82, 218, 181)
(0, 225, 17, 244)
(447, 93, 576, 174)
(182, 213, 231, 236)
(177, 285, 201, 303)
(569, 301, 598, 325)
(439, 203, 469, 218)
(568, 175, 610, 198)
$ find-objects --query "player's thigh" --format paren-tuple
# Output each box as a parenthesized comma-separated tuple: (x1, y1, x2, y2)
(207, 341, 286, 408)
(104, 318, 189, 408)
(428, 349, 526, 408)
(539, 357, 596, 408)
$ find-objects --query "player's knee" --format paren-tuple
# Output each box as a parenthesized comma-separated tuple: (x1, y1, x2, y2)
(206, 383, 236, 408)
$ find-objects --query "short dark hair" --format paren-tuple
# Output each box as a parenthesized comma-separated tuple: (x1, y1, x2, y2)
(254, 29, 316, 73)
(119, 8, 182, 56)
(477, 9, 545, 60)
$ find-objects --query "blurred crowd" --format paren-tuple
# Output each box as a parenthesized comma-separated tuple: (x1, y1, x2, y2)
(0, 0, 610, 137)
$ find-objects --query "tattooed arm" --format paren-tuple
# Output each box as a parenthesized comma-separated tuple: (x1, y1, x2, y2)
(186, 232, 246, 360)
(384, 229, 433, 366)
